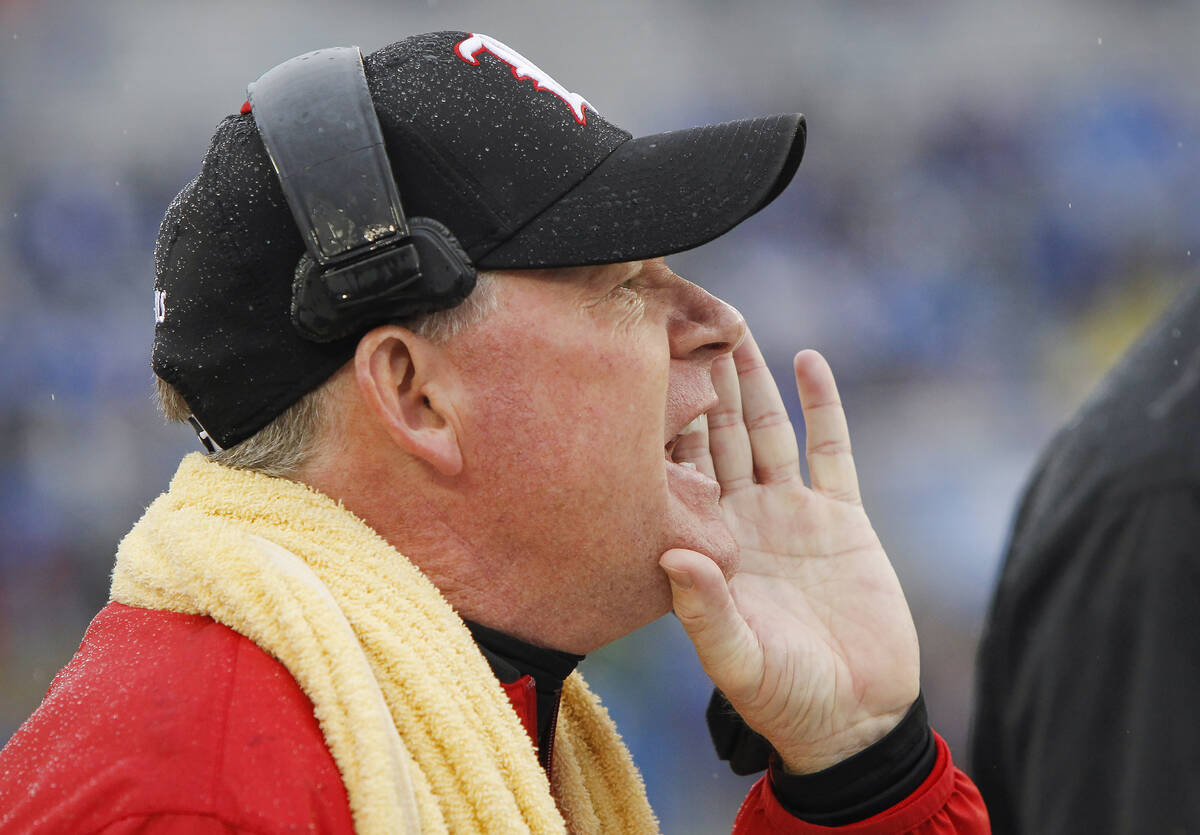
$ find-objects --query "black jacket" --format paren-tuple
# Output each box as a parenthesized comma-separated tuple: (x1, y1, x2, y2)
(971, 280, 1200, 834)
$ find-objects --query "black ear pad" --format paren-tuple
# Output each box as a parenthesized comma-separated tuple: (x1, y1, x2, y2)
(290, 252, 325, 338)
(290, 217, 476, 342)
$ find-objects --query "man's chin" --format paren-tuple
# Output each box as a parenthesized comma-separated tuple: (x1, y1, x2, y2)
(670, 525, 740, 580)
(663, 487, 739, 576)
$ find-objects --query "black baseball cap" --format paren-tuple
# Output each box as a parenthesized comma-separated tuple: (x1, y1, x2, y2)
(153, 31, 806, 449)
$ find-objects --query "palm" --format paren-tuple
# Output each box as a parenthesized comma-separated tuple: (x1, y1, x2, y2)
(664, 333, 919, 773)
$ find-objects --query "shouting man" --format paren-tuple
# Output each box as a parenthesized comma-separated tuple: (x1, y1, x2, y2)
(0, 31, 987, 833)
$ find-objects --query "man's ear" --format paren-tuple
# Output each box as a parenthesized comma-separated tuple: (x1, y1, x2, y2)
(353, 325, 464, 477)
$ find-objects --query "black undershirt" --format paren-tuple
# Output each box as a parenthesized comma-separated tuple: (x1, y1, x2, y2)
(465, 619, 936, 826)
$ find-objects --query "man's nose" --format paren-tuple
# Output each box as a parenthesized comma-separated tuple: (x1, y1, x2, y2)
(668, 281, 746, 362)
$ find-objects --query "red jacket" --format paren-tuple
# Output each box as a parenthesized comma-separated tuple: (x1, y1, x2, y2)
(0, 604, 988, 833)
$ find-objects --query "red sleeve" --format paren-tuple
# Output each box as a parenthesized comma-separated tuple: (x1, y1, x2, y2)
(0, 604, 354, 835)
(732, 732, 990, 834)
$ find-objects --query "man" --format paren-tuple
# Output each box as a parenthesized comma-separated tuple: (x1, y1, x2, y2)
(971, 280, 1200, 834)
(0, 32, 987, 833)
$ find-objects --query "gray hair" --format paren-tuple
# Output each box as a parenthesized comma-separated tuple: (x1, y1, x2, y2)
(156, 272, 498, 478)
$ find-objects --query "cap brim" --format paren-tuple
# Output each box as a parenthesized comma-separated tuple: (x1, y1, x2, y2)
(476, 113, 806, 269)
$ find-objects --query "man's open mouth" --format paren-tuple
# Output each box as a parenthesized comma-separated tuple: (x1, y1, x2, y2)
(664, 436, 696, 469)
(665, 414, 709, 470)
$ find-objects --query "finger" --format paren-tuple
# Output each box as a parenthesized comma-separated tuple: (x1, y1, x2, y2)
(672, 413, 716, 479)
(732, 332, 802, 484)
(707, 353, 755, 492)
(794, 349, 861, 505)
(659, 549, 761, 698)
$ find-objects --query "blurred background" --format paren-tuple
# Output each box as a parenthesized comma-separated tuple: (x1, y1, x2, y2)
(1, 0, 1197, 830)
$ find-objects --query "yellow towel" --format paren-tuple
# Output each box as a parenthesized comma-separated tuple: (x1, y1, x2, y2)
(111, 453, 660, 834)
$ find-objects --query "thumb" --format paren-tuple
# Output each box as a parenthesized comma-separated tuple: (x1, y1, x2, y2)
(659, 549, 760, 688)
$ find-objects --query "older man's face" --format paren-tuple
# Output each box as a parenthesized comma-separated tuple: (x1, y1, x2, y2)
(445, 259, 745, 644)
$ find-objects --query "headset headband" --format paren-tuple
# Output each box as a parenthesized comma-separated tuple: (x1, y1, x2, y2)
(247, 46, 474, 343)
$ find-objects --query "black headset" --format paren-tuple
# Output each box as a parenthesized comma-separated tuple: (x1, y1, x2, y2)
(247, 46, 476, 343)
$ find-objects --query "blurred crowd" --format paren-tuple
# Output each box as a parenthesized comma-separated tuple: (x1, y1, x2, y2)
(2, 0, 1197, 831)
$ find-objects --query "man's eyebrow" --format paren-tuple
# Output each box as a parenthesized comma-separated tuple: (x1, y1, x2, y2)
(617, 261, 644, 283)
(585, 261, 642, 288)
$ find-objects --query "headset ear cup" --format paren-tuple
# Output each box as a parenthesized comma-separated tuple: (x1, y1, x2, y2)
(289, 222, 475, 342)
(409, 217, 476, 302)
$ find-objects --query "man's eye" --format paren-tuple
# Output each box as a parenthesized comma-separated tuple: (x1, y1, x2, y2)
(606, 278, 646, 317)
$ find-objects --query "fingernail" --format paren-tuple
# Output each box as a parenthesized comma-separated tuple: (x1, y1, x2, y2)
(663, 566, 693, 589)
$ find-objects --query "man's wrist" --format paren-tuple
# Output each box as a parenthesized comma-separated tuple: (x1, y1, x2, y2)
(768, 694, 936, 826)
(774, 706, 912, 776)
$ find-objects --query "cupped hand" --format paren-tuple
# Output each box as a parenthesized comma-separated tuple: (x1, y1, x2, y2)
(660, 332, 920, 774)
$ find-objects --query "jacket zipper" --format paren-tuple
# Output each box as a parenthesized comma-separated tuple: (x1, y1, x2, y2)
(544, 694, 561, 781)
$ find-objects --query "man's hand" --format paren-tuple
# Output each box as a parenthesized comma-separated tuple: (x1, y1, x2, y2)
(660, 332, 920, 774)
